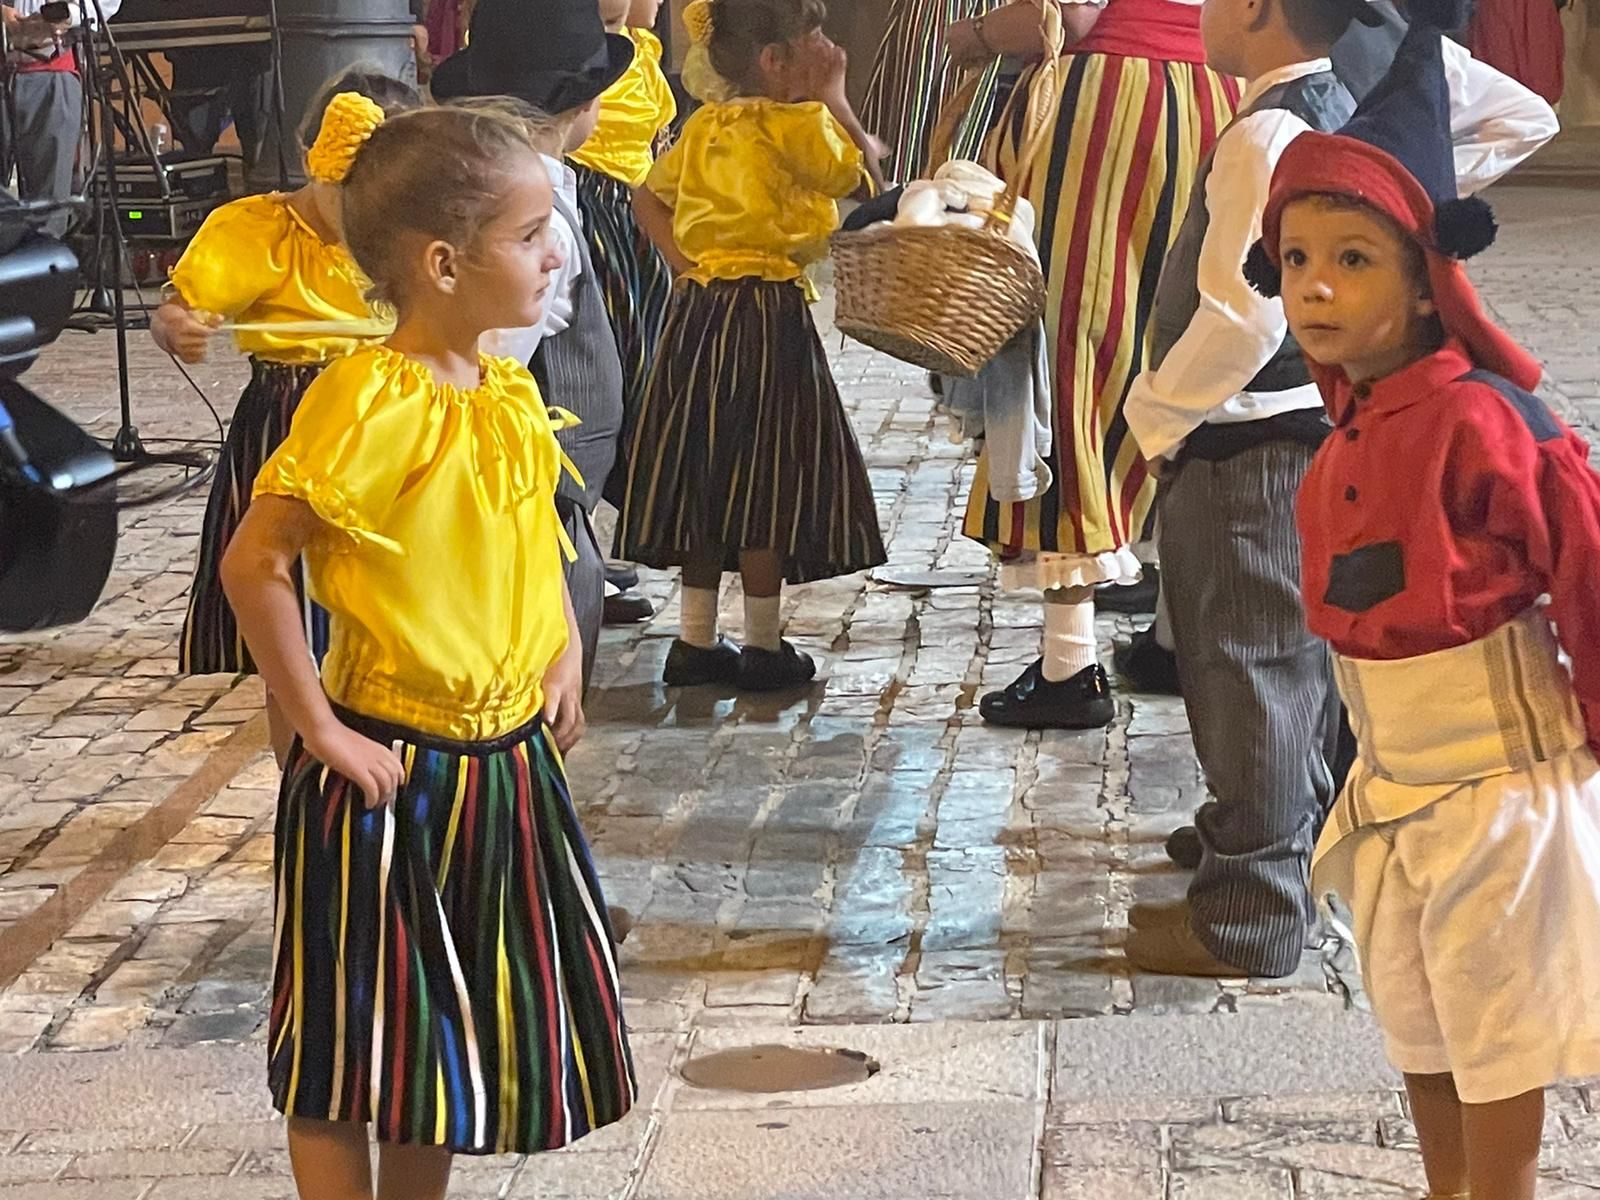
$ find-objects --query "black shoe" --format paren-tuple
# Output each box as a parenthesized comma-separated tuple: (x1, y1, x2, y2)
(663, 637, 741, 687)
(1165, 825, 1203, 870)
(1114, 627, 1182, 695)
(603, 591, 654, 625)
(979, 660, 1114, 730)
(604, 562, 640, 591)
(1095, 567, 1159, 615)
(737, 639, 817, 692)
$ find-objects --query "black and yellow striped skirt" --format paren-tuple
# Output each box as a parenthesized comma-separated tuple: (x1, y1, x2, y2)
(179, 358, 329, 675)
(571, 164, 673, 506)
(616, 278, 887, 585)
(269, 707, 635, 1154)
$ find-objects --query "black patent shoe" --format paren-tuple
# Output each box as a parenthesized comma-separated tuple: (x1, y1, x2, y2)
(1114, 626, 1182, 695)
(979, 660, 1114, 730)
(663, 637, 741, 687)
(1095, 566, 1160, 615)
(1165, 824, 1203, 870)
(737, 639, 817, 692)
(604, 591, 655, 625)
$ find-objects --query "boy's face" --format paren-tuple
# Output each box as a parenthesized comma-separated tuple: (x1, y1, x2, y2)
(1200, 0, 1255, 78)
(565, 98, 602, 153)
(1279, 196, 1438, 384)
(599, 0, 629, 30)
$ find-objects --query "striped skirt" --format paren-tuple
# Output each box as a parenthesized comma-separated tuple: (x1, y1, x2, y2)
(572, 164, 673, 505)
(179, 358, 329, 675)
(269, 707, 635, 1154)
(616, 278, 886, 585)
(860, 0, 1006, 183)
(963, 54, 1240, 559)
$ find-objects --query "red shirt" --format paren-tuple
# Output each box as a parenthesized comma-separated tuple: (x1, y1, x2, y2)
(1297, 340, 1600, 748)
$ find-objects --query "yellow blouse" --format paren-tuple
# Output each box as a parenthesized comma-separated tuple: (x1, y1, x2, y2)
(168, 193, 375, 364)
(255, 347, 575, 742)
(645, 98, 866, 287)
(569, 27, 677, 187)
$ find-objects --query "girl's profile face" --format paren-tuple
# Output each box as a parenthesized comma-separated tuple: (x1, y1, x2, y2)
(627, 0, 661, 25)
(453, 152, 565, 333)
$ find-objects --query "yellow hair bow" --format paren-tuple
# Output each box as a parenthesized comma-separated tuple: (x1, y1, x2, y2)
(306, 92, 387, 184)
(683, 0, 714, 45)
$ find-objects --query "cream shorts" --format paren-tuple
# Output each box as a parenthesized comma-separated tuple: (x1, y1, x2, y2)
(1339, 749, 1600, 1104)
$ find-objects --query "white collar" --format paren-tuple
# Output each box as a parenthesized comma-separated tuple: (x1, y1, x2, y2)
(1239, 57, 1334, 111)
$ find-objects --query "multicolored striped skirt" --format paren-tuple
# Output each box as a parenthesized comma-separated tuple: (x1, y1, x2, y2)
(616, 278, 886, 585)
(963, 54, 1240, 559)
(269, 707, 635, 1154)
(860, 0, 1006, 183)
(179, 358, 329, 675)
(571, 164, 673, 506)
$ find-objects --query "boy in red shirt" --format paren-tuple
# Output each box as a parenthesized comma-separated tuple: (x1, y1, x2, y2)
(1248, 4, 1600, 1196)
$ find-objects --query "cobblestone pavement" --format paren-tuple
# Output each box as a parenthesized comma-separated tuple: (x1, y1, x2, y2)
(0, 185, 1595, 1197)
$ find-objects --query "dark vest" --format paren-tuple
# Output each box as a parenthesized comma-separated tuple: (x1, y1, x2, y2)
(1149, 69, 1355, 396)
(530, 182, 625, 513)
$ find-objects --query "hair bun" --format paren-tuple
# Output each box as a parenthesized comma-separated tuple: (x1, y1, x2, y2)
(683, 0, 715, 45)
(307, 92, 388, 184)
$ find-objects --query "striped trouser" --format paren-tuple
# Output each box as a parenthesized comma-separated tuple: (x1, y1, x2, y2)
(1158, 440, 1343, 977)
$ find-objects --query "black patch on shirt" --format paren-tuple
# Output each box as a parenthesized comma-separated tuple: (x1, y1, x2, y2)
(1460, 370, 1561, 443)
(1325, 541, 1406, 613)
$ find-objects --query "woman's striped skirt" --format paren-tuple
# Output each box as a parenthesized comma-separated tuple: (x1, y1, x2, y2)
(571, 164, 674, 507)
(616, 278, 887, 585)
(179, 358, 329, 674)
(860, 0, 1006, 183)
(269, 707, 634, 1154)
(963, 54, 1240, 560)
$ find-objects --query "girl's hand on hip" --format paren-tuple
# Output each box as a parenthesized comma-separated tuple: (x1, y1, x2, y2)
(305, 722, 407, 809)
(543, 648, 587, 754)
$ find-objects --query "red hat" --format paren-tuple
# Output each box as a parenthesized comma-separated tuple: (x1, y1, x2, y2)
(1242, 0, 1542, 391)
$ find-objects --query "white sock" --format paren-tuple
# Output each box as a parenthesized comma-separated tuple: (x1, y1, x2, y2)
(744, 594, 782, 652)
(1153, 576, 1176, 651)
(680, 585, 719, 649)
(1042, 587, 1098, 682)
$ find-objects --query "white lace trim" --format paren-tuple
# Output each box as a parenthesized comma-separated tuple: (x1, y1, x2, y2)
(998, 547, 1144, 593)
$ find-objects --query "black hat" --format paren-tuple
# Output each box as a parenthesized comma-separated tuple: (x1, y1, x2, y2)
(431, 0, 634, 114)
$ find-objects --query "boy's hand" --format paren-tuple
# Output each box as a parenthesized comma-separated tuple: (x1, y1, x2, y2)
(543, 639, 586, 754)
(304, 720, 407, 810)
(151, 301, 220, 364)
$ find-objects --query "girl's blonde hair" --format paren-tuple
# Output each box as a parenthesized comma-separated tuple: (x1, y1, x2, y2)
(340, 101, 550, 307)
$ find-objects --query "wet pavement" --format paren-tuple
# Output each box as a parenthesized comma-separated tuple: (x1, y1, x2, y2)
(0, 185, 1596, 1197)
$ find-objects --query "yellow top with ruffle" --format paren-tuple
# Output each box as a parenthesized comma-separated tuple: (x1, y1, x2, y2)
(254, 347, 579, 741)
(168, 193, 376, 364)
(644, 98, 866, 289)
(569, 27, 677, 187)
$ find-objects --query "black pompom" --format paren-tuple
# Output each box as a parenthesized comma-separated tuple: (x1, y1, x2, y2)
(1433, 196, 1498, 259)
(1242, 239, 1281, 297)
(1405, 0, 1474, 32)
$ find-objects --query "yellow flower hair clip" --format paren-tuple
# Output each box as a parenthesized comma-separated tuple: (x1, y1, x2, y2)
(306, 92, 387, 184)
(683, 0, 714, 46)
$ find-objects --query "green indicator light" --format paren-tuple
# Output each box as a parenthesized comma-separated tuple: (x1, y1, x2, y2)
(127, 211, 143, 219)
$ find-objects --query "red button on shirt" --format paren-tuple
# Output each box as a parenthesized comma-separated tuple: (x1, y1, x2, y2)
(1297, 340, 1600, 748)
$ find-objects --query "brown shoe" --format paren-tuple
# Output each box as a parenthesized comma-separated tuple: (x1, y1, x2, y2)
(607, 905, 634, 943)
(1125, 918, 1264, 978)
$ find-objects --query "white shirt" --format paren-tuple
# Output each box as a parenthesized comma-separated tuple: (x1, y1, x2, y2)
(482, 153, 583, 366)
(1125, 50, 1559, 463)
(8, 0, 121, 24)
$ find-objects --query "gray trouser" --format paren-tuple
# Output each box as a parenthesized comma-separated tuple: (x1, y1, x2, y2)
(2, 71, 82, 239)
(1158, 440, 1342, 977)
(558, 496, 604, 692)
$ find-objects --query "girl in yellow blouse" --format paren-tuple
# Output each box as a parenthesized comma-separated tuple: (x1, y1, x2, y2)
(151, 67, 418, 762)
(220, 97, 633, 1197)
(569, 0, 677, 505)
(618, 0, 888, 691)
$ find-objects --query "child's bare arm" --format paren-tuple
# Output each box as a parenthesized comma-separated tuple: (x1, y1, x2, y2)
(633, 185, 691, 274)
(813, 42, 887, 196)
(221, 495, 405, 806)
(542, 571, 587, 753)
(149, 299, 221, 364)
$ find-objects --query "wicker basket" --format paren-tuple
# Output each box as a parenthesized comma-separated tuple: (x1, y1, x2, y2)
(831, 7, 1065, 378)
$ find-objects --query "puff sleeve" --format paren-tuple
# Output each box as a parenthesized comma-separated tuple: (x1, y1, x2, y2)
(777, 103, 866, 200)
(252, 352, 429, 554)
(644, 135, 685, 207)
(167, 195, 292, 317)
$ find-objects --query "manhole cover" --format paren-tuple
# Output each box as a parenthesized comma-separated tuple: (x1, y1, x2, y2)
(872, 567, 987, 590)
(679, 1044, 880, 1093)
